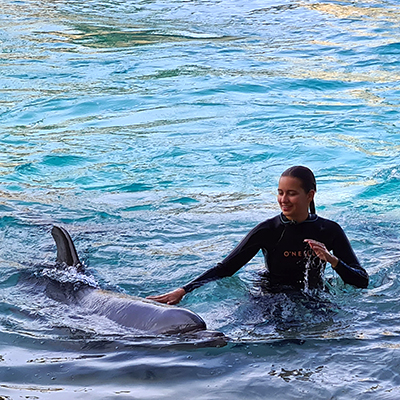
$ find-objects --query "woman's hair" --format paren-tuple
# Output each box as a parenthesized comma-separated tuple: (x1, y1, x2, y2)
(281, 166, 317, 214)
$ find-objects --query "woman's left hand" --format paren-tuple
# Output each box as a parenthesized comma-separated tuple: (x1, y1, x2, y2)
(304, 239, 339, 268)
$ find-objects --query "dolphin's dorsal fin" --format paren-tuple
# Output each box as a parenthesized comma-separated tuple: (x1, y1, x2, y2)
(51, 226, 84, 272)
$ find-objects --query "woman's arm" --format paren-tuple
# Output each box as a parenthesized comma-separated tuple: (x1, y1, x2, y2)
(148, 222, 267, 304)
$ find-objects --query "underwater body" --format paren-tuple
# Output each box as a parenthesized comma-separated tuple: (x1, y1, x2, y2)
(1, 0, 400, 398)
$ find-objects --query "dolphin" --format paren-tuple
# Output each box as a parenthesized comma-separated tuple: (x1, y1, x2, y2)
(50, 226, 225, 341)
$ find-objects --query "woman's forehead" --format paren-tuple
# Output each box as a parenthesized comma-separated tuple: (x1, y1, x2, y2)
(278, 176, 303, 188)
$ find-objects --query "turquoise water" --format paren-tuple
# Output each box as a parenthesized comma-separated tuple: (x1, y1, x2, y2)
(1, 0, 400, 398)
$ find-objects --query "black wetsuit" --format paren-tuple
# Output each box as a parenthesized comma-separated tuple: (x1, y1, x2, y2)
(183, 214, 369, 293)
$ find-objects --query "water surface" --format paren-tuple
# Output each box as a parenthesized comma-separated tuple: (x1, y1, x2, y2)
(1, 0, 400, 398)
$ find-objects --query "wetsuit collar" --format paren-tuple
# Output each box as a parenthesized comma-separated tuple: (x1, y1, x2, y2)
(279, 213, 318, 225)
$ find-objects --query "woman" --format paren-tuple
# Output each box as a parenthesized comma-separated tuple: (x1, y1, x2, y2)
(147, 166, 369, 305)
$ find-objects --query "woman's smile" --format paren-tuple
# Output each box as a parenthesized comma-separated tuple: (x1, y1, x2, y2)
(277, 176, 314, 222)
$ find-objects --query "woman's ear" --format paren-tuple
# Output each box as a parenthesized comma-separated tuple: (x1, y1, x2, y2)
(307, 190, 316, 203)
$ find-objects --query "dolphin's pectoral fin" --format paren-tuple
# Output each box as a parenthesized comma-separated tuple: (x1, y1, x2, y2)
(51, 226, 84, 272)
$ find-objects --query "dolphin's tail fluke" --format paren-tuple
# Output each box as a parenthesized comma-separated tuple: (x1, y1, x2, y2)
(51, 226, 84, 272)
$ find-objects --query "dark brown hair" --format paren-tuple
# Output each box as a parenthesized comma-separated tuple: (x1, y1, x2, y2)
(281, 166, 317, 214)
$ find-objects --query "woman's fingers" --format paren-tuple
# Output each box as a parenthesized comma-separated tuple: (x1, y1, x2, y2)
(304, 239, 338, 267)
(305, 239, 326, 252)
(147, 294, 169, 303)
(304, 239, 329, 260)
(304, 238, 324, 248)
(147, 288, 186, 305)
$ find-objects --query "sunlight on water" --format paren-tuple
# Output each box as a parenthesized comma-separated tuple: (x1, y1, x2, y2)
(0, 0, 400, 398)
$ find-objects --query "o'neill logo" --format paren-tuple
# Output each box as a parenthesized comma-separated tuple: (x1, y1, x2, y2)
(283, 250, 314, 258)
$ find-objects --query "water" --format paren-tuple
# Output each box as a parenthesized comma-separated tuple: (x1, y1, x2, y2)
(1, 0, 400, 397)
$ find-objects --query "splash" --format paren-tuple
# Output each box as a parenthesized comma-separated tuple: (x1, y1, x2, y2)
(303, 244, 326, 295)
(39, 264, 99, 289)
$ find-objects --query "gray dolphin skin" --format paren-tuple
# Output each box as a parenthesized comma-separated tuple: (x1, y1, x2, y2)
(50, 226, 223, 339)
(52, 225, 84, 272)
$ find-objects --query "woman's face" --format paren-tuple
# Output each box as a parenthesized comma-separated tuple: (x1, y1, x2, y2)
(277, 176, 314, 222)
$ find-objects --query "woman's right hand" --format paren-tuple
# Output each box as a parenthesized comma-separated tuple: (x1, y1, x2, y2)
(146, 287, 186, 305)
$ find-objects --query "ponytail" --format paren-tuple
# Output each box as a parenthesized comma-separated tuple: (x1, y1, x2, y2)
(310, 199, 316, 215)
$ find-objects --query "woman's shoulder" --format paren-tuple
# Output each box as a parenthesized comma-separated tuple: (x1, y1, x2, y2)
(241, 215, 282, 242)
(314, 215, 344, 232)
(253, 214, 282, 231)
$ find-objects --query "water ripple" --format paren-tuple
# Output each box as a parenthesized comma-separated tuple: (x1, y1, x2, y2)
(1, 0, 400, 397)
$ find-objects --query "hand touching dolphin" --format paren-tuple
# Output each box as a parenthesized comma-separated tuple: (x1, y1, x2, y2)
(50, 226, 224, 339)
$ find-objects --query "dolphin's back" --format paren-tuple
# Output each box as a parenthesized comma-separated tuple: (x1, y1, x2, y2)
(49, 226, 211, 337)
(77, 289, 207, 334)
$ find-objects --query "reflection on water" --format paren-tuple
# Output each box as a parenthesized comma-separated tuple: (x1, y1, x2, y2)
(307, 1, 400, 23)
(57, 26, 238, 48)
(1, 0, 400, 398)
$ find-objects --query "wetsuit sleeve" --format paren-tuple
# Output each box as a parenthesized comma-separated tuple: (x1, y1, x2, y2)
(182, 224, 265, 293)
(330, 224, 369, 288)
